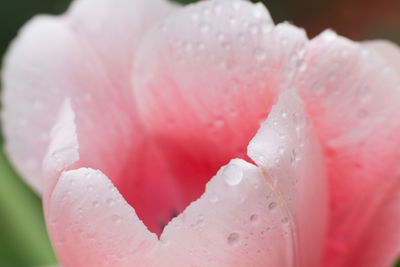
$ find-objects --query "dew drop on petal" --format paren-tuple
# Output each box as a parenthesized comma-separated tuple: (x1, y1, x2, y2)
(254, 48, 267, 62)
(112, 214, 121, 224)
(250, 214, 259, 223)
(106, 198, 115, 207)
(92, 201, 99, 208)
(281, 217, 289, 225)
(209, 194, 219, 203)
(227, 232, 240, 245)
(269, 202, 277, 211)
(223, 165, 243, 186)
(200, 23, 210, 34)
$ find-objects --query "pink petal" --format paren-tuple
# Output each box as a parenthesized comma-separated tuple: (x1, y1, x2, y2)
(1, 0, 182, 233)
(1, 0, 177, 193)
(45, 90, 327, 266)
(159, 159, 295, 266)
(42, 99, 79, 199)
(294, 30, 400, 266)
(342, 181, 400, 267)
(248, 91, 327, 267)
(47, 168, 159, 267)
(133, 0, 307, 210)
(363, 40, 400, 75)
(66, 0, 179, 101)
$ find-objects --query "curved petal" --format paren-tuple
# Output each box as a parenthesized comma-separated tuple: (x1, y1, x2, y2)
(158, 159, 295, 267)
(1, 0, 178, 193)
(45, 90, 327, 267)
(47, 168, 159, 267)
(293, 30, 400, 266)
(248, 91, 327, 267)
(363, 40, 400, 75)
(43, 99, 294, 266)
(133, 0, 308, 207)
(342, 179, 400, 267)
(47, 161, 293, 267)
(65, 0, 179, 101)
(42, 99, 79, 199)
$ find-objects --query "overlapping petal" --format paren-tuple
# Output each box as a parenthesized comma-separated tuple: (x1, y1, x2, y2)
(293, 31, 400, 266)
(133, 0, 308, 206)
(1, 0, 400, 266)
(1, 0, 177, 193)
(1, 0, 181, 233)
(43, 90, 326, 267)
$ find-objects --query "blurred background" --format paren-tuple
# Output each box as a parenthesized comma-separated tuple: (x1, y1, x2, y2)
(0, 0, 399, 266)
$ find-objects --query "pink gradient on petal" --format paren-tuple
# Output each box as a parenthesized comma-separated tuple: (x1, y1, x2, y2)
(363, 40, 400, 74)
(294, 30, 400, 267)
(44, 90, 326, 267)
(2, 0, 400, 265)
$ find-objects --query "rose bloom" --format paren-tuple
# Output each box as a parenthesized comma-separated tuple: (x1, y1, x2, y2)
(1, 0, 400, 266)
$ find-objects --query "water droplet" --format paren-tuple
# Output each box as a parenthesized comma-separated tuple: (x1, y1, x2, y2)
(233, 1, 241, 10)
(227, 232, 240, 245)
(184, 42, 193, 53)
(281, 38, 289, 46)
(92, 201, 99, 208)
(269, 202, 277, 211)
(197, 42, 205, 50)
(214, 4, 222, 14)
(293, 112, 305, 132)
(209, 194, 219, 203)
(160, 236, 170, 246)
(203, 7, 211, 16)
(222, 42, 231, 50)
(112, 214, 121, 224)
(252, 5, 264, 19)
(106, 198, 115, 207)
(200, 23, 210, 33)
(223, 164, 243, 186)
(250, 24, 259, 35)
(281, 111, 287, 119)
(254, 48, 266, 62)
(291, 149, 301, 164)
(217, 33, 225, 42)
(321, 30, 337, 42)
(191, 13, 199, 22)
(250, 214, 259, 223)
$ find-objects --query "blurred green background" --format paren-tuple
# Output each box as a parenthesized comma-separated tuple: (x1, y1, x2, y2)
(0, 0, 399, 266)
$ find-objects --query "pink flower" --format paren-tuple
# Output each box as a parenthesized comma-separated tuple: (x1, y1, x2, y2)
(2, 0, 400, 266)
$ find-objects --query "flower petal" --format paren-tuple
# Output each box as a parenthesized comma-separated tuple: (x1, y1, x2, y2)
(158, 91, 326, 266)
(294, 30, 400, 266)
(44, 90, 327, 266)
(342, 180, 400, 267)
(47, 168, 158, 267)
(159, 159, 295, 267)
(248, 91, 327, 267)
(1, 0, 177, 194)
(133, 0, 307, 208)
(66, 0, 179, 101)
(363, 40, 400, 75)
(42, 99, 79, 199)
